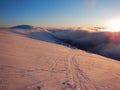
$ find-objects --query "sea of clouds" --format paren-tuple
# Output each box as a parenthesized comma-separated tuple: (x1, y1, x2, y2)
(49, 28, 120, 60)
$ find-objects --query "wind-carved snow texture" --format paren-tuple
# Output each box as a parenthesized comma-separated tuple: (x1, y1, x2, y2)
(49, 28, 120, 60)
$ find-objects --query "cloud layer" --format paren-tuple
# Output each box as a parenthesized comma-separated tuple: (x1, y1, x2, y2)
(49, 28, 120, 60)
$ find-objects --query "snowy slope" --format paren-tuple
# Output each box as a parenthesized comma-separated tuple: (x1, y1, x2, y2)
(0, 29, 120, 90)
(10, 27, 60, 43)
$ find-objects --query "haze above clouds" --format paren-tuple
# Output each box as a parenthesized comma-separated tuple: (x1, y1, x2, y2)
(1, 0, 120, 27)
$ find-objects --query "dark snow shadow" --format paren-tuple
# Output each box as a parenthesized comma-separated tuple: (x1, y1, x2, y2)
(27, 31, 60, 43)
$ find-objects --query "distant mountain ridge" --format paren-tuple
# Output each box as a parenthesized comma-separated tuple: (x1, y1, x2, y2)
(10, 25, 34, 29)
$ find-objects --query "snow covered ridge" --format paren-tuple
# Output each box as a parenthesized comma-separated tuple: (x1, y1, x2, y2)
(10, 25, 34, 29)
(49, 28, 120, 60)
(0, 29, 120, 90)
(8, 25, 60, 43)
(5, 25, 120, 60)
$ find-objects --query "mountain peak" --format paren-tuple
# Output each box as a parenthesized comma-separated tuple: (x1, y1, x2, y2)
(10, 25, 34, 29)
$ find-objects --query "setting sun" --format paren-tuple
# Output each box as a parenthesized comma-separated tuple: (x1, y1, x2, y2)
(108, 19, 120, 32)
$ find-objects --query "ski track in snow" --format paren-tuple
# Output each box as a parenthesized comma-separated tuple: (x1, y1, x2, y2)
(0, 29, 120, 90)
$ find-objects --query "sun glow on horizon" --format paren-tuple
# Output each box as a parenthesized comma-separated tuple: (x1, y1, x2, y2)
(108, 19, 120, 32)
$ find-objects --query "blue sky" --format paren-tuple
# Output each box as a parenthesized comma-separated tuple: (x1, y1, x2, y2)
(0, 0, 120, 27)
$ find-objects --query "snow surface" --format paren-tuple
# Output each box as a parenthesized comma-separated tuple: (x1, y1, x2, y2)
(0, 29, 120, 90)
